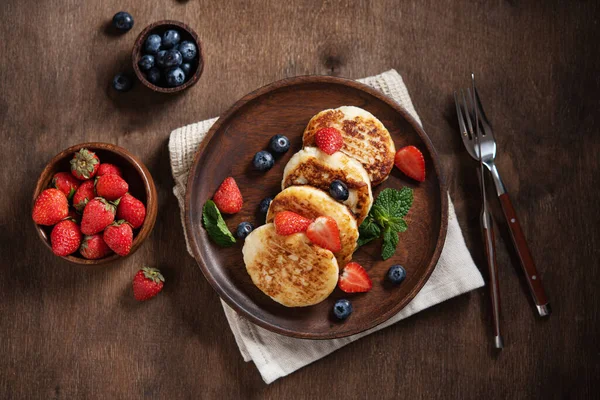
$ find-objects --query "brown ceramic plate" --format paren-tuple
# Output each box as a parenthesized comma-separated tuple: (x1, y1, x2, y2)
(185, 75, 447, 339)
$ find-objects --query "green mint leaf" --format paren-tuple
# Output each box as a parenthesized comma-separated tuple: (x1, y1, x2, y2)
(357, 215, 381, 247)
(387, 216, 408, 233)
(381, 227, 400, 260)
(374, 187, 414, 218)
(202, 200, 236, 247)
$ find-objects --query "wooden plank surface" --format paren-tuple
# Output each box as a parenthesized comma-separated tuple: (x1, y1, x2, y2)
(1, 0, 598, 398)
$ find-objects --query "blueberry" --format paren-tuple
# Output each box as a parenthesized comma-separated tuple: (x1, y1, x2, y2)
(162, 30, 181, 49)
(258, 197, 273, 214)
(268, 134, 290, 154)
(144, 34, 161, 54)
(146, 67, 161, 84)
(112, 73, 133, 92)
(179, 41, 197, 61)
(138, 54, 154, 71)
(155, 50, 167, 68)
(112, 11, 134, 32)
(236, 222, 254, 239)
(165, 67, 186, 87)
(387, 265, 406, 284)
(163, 49, 183, 68)
(333, 299, 353, 320)
(252, 151, 275, 171)
(329, 180, 349, 201)
(181, 63, 193, 75)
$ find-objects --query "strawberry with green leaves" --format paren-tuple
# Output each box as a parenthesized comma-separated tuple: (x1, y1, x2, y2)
(81, 197, 115, 235)
(32, 188, 69, 225)
(133, 267, 165, 301)
(70, 148, 100, 180)
(50, 219, 82, 256)
(103, 220, 133, 256)
(52, 172, 80, 200)
(72, 180, 95, 212)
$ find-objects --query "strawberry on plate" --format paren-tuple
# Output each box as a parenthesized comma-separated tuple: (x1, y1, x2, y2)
(50, 219, 82, 256)
(133, 267, 165, 301)
(81, 197, 115, 235)
(394, 145, 425, 182)
(72, 180, 95, 212)
(116, 193, 146, 228)
(213, 177, 243, 214)
(80, 234, 112, 259)
(274, 211, 312, 235)
(95, 174, 128, 201)
(103, 220, 133, 256)
(70, 148, 100, 180)
(338, 262, 372, 293)
(32, 188, 69, 226)
(52, 172, 80, 200)
(97, 163, 122, 177)
(315, 127, 344, 155)
(306, 216, 341, 252)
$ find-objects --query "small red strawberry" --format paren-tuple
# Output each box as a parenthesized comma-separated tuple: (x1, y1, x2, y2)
(132, 267, 165, 301)
(338, 262, 372, 293)
(79, 234, 112, 259)
(50, 219, 82, 256)
(394, 145, 426, 182)
(103, 220, 133, 256)
(97, 163, 122, 177)
(72, 180, 95, 212)
(66, 208, 81, 223)
(306, 216, 341, 252)
(213, 177, 243, 214)
(32, 188, 69, 225)
(116, 193, 146, 228)
(70, 148, 100, 180)
(52, 172, 80, 200)
(315, 127, 344, 155)
(274, 211, 312, 235)
(80, 197, 116, 235)
(95, 174, 128, 201)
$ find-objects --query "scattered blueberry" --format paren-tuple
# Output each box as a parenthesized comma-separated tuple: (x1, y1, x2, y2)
(178, 41, 197, 61)
(236, 222, 254, 239)
(252, 151, 275, 171)
(333, 299, 353, 320)
(163, 49, 183, 68)
(138, 54, 154, 71)
(155, 50, 167, 68)
(162, 30, 181, 49)
(387, 265, 406, 284)
(112, 11, 134, 32)
(181, 63, 193, 75)
(144, 34, 162, 54)
(258, 197, 273, 214)
(165, 67, 186, 87)
(329, 180, 349, 201)
(112, 73, 133, 92)
(146, 67, 161, 84)
(268, 134, 290, 154)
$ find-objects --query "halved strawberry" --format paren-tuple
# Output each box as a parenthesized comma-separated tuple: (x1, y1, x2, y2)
(306, 216, 341, 252)
(315, 127, 343, 155)
(394, 145, 425, 182)
(338, 262, 372, 293)
(213, 177, 243, 214)
(274, 211, 312, 235)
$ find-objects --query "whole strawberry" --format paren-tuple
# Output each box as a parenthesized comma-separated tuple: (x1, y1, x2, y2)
(52, 172, 80, 199)
(32, 188, 69, 225)
(212, 177, 243, 214)
(50, 220, 82, 256)
(72, 180, 95, 212)
(116, 193, 146, 228)
(81, 197, 116, 235)
(97, 163, 122, 177)
(103, 220, 133, 256)
(96, 174, 128, 201)
(80, 234, 112, 259)
(70, 148, 100, 180)
(133, 267, 165, 301)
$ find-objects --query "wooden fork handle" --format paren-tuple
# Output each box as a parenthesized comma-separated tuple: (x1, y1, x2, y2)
(481, 212, 503, 348)
(498, 193, 551, 316)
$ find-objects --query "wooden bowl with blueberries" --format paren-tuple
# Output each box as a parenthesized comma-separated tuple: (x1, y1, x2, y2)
(132, 20, 204, 93)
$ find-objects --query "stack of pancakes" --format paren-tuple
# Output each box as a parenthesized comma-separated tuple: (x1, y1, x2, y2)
(243, 106, 395, 307)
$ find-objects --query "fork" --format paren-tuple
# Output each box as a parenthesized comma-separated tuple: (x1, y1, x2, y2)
(459, 78, 551, 317)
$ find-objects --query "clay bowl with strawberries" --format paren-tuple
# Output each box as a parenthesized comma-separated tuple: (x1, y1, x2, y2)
(32, 143, 157, 265)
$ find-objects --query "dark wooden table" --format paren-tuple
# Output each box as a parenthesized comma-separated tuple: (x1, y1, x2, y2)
(1, 1, 598, 398)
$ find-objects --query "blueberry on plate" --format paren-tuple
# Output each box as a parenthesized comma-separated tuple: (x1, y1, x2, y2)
(146, 67, 161, 84)
(155, 50, 167, 68)
(387, 264, 406, 284)
(268, 134, 290, 154)
(333, 299, 353, 320)
(236, 222, 254, 239)
(112, 73, 133, 92)
(162, 30, 181, 49)
(112, 11, 134, 32)
(144, 34, 162, 54)
(165, 67, 186, 87)
(252, 151, 275, 171)
(329, 180, 349, 201)
(181, 63, 193, 75)
(178, 41, 197, 61)
(138, 54, 154, 71)
(258, 197, 273, 214)
(163, 49, 183, 68)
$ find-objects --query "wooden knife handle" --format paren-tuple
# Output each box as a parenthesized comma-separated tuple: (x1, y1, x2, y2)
(499, 193, 550, 310)
(482, 213, 502, 341)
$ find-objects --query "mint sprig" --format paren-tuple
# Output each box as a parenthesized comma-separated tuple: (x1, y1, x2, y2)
(357, 187, 413, 260)
(202, 200, 236, 247)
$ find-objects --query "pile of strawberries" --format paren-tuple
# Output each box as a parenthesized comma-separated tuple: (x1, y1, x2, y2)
(32, 148, 146, 259)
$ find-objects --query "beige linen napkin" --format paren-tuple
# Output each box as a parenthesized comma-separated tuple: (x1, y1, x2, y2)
(168, 69, 485, 384)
